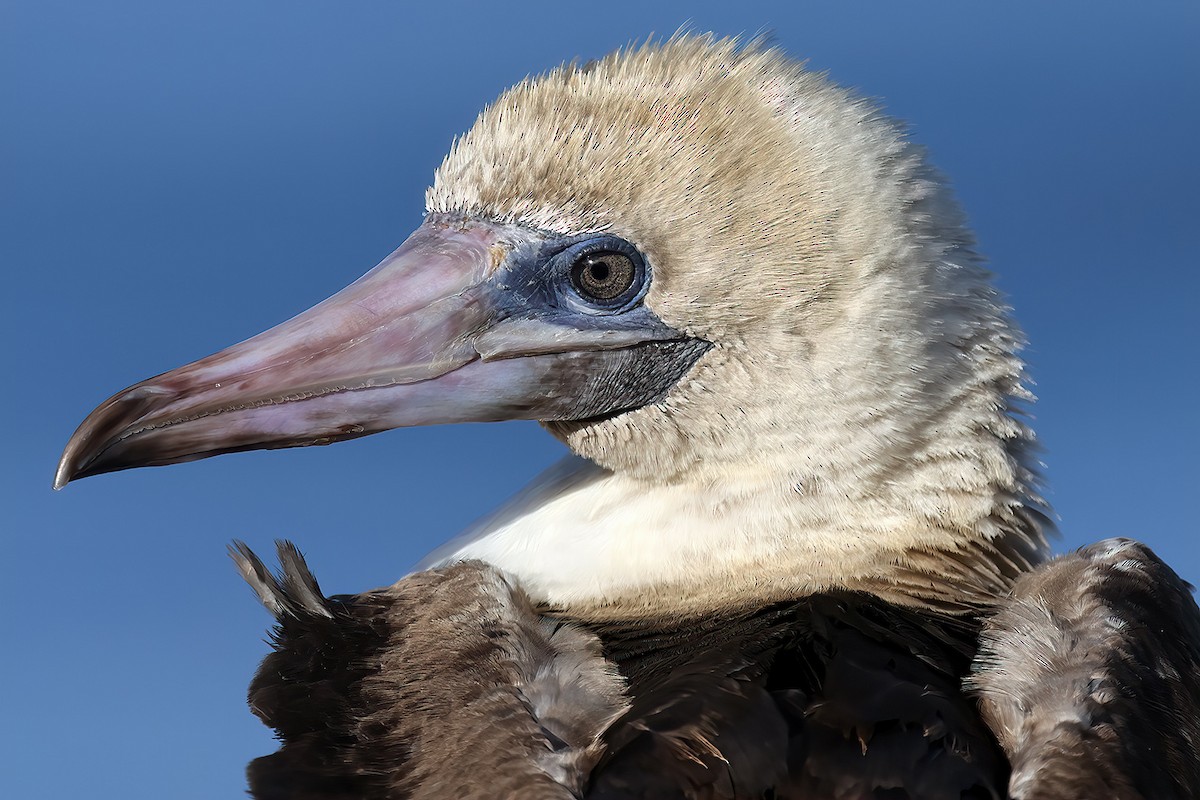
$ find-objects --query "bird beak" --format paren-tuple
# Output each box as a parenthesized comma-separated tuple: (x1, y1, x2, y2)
(55, 217, 704, 489)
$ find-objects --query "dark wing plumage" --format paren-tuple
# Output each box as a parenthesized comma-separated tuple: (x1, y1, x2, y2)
(969, 537, 1200, 800)
(234, 543, 1011, 799)
(230, 542, 627, 800)
(234, 539, 1200, 799)
(587, 597, 1006, 799)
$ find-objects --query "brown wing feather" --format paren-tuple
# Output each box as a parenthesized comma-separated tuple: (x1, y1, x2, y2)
(969, 538, 1200, 800)
(587, 596, 1007, 799)
(231, 541, 627, 800)
(234, 543, 1008, 799)
(236, 539, 1200, 799)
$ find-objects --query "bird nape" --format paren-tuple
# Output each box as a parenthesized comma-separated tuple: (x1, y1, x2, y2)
(58, 35, 1200, 800)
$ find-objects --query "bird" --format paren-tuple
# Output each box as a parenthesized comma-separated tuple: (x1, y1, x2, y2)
(56, 35, 1200, 799)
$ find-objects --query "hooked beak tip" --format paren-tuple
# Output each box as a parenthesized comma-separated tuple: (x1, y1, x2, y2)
(55, 435, 85, 490)
(55, 444, 88, 490)
(54, 381, 177, 490)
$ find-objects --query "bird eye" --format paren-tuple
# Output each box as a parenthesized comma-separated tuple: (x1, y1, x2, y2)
(572, 251, 636, 302)
(561, 237, 648, 312)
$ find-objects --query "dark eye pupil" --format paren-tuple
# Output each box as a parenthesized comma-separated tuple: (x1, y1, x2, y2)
(572, 251, 635, 302)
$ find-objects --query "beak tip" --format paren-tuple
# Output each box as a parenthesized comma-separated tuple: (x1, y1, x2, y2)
(54, 443, 85, 490)
(55, 383, 168, 491)
(56, 428, 102, 490)
(53, 462, 72, 491)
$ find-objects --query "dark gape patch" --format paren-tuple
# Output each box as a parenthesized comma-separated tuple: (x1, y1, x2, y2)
(544, 338, 713, 424)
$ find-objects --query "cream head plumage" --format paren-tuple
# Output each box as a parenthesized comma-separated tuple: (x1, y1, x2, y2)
(425, 36, 1048, 615)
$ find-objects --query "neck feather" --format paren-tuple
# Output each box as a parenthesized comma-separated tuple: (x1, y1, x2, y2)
(425, 449, 1049, 621)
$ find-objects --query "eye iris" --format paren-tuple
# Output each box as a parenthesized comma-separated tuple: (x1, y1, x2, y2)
(572, 251, 635, 302)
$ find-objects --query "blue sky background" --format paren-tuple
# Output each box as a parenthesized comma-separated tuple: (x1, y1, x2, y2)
(3, 2, 1198, 797)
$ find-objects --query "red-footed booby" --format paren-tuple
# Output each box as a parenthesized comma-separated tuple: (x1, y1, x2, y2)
(58, 36, 1200, 799)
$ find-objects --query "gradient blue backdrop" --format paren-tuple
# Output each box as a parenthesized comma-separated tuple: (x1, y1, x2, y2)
(4, 2, 1197, 797)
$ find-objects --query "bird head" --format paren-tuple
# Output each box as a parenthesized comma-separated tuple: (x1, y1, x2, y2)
(58, 36, 1048, 612)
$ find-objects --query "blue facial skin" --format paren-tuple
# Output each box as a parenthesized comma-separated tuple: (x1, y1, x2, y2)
(488, 229, 687, 345)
